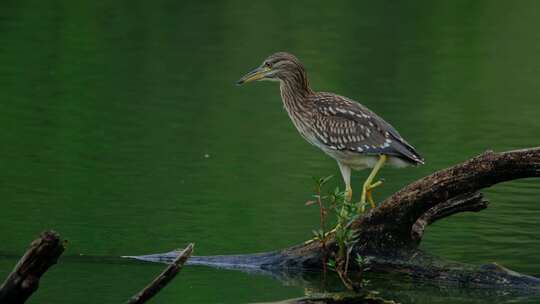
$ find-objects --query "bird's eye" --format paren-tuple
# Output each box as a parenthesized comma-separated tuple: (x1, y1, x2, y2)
(264, 62, 272, 68)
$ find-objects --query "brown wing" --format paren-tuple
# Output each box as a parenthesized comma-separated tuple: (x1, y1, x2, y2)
(309, 92, 424, 164)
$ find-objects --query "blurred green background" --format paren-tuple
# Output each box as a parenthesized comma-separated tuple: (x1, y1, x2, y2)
(1, 1, 539, 303)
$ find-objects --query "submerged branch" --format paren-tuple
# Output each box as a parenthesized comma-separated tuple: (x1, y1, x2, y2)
(126, 243, 194, 304)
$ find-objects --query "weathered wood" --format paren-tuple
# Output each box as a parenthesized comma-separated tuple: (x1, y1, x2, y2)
(127, 148, 540, 291)
(410, 191, 488, 244)
(127, 243, 194, 304)
(0, 231, 65, 304)
(352, 148, 540, 255)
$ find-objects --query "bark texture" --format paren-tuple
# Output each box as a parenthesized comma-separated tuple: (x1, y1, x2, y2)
(351, 148, 540, 255)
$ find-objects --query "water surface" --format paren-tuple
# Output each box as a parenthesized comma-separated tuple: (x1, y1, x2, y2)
(1, 1, 539, 303)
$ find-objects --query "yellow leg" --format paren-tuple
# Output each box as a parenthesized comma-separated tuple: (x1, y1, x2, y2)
(366, 180, 383, 208)
(345, 185, 352, 202)
(360, 155, 387, 212)
(338, 162, 352, 202)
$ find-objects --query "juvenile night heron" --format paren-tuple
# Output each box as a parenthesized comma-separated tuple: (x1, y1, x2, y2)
(237, 52, 424, 210)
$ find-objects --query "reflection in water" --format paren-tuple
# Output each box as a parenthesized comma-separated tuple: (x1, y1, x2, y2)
(1, 1, 539, 303)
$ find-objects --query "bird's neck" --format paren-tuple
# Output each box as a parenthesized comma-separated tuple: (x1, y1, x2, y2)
(279, 69, 314, 111)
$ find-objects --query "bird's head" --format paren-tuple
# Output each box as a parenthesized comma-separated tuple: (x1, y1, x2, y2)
(236, 52, 306, 85)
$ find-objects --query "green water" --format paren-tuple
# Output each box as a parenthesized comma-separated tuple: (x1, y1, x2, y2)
(1, 1, 539, 303)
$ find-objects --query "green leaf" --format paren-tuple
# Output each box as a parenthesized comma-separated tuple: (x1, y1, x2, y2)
(320, 175, 333, 185)
(327, 258, 336, 269)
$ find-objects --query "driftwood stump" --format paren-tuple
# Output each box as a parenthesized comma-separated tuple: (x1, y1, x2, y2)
(129, 148, 540, 291)
(0, 231, 65, 304)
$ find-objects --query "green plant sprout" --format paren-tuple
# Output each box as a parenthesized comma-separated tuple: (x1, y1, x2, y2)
(306, 175, 369, 291)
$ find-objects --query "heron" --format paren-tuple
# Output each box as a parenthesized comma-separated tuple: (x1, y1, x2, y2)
(237, 52, 423, 210)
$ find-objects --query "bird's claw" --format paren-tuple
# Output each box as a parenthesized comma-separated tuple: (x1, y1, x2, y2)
(360, 179, 384, 211)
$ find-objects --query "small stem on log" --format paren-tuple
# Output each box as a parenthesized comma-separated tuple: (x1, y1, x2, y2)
(315, 185, 328, 274)
(0, 231, 65, 304)
(127, 243, 194, 304)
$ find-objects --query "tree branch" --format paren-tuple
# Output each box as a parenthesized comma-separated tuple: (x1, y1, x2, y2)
(354, 148, 540, 254)
(410, 192, 489, 244)
(0, 231, 65, 304)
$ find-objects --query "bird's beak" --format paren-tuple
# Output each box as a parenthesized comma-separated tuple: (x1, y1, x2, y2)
(236, 66, 270, 85)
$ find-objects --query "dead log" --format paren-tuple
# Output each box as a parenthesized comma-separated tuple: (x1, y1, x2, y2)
(127, 148, 540, 291)
(0, 231, 65, 304)
(351, 147, 540, 255)
(126, 243, 193, 304)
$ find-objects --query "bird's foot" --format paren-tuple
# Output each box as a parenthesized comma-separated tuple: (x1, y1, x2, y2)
(367, 180, 383, 208)
(359, 180, 384, 212)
